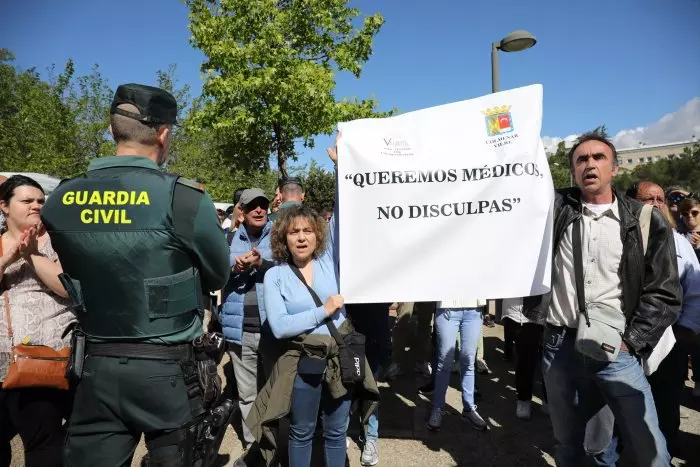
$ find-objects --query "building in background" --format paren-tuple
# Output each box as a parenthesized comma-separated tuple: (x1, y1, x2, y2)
(616, 140, 695, 171)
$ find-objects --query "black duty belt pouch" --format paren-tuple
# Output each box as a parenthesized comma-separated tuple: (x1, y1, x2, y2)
(289, 265, 366, 385)
(192, 332, 226, 407)
(62, 323, 85, 385)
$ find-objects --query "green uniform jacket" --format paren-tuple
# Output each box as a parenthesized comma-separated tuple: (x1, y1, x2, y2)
(246, 321, 380, 466)
(41, 156, 230, 344)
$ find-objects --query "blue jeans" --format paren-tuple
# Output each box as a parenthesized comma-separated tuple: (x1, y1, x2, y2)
(542, 326, 670, 467)
(432, 308, 483, 412)
(289, 373, 351, 467)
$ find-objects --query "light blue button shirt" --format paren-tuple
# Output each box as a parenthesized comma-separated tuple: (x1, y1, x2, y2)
(263, 214, 346, 339)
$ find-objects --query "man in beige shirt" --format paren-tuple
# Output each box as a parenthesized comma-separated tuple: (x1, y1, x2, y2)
(523, 133, 681, 467)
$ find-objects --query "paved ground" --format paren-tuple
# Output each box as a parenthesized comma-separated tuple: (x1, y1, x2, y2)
(11, 325, 700, 466)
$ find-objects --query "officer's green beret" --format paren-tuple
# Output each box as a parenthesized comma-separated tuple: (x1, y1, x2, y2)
(110, 83, 177, 125)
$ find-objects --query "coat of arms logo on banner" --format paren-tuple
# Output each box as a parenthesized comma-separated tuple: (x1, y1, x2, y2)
(483, 105, 513, 136)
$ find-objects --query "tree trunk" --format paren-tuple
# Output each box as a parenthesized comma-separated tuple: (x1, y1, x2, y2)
(274, 123, 287, 179)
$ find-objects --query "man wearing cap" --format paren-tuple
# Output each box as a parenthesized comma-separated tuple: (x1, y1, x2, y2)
(269, 177, 304, 222)
(41, 83, 230, 466)
(219, 188, 274, 459)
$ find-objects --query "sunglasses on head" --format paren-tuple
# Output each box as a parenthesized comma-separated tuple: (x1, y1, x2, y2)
(669, 191, 697, 204)
(668, 193, 687, 204)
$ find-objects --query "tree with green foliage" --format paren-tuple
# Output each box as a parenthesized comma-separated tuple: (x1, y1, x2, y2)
(1, 50, 79, 176)
(0, 49, 114, 177)
(185, 0, 393, 178)
(547, 141, 572, 189)
(289, 160, 335, 214)
(155, 64, 194, 170)
(614, 143, 700, 192)
(64, 63, 114, 165)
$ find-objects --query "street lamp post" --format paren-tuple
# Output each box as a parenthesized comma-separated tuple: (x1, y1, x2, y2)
(491, 29, 537, 93)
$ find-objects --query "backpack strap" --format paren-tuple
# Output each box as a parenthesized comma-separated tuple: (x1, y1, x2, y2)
(572, 218, 589, 326)
(639, 204, 653, 255)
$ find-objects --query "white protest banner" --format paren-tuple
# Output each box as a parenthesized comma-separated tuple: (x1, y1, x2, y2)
(337, 84, 553, 304)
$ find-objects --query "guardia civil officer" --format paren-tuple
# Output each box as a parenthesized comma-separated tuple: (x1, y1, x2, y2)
(41, 84, 230, 466)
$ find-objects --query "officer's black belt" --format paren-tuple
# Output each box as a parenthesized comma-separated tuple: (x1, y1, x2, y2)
(86, 342, 193, 361)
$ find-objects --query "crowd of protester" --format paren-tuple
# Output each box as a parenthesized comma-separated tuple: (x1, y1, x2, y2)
(1, 132, 700, 467)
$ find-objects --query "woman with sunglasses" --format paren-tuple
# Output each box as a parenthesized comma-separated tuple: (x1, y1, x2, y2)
(678, 197, 700, 261)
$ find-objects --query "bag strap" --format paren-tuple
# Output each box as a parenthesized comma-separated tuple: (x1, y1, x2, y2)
(288, 264, 346, 349)
(639, 204, 653, 255)
(571, 218, 590, 326)
(0, 236, 13, 343)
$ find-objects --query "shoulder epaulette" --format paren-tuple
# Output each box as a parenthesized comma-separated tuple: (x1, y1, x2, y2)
(176, 176, 205, 192)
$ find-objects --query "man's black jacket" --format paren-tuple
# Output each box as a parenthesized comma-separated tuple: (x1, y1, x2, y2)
(523, 187, 681, 357)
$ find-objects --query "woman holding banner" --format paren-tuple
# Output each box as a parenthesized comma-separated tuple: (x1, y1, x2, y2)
(249, 140, 378, 467)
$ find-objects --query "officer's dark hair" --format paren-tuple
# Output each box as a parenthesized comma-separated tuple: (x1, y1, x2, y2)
(0, 175, 45, 204)
(568, 132, 618, 169)
(110, 103, 168, 146)
(280, 182, 303, 195)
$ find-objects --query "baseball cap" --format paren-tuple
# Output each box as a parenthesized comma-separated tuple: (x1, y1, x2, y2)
(279, 177, 304, 190)
(239, 188, 270, 207)
(110, 83, 178, 125)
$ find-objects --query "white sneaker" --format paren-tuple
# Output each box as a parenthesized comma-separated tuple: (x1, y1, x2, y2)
(360, 439, 379, 466)
(516, 400, 532, 420)
(476, 359, 491, 374)
(463, 407, 488, 431)
(427, 407, 443, 431)
(693, 384, 700, 397)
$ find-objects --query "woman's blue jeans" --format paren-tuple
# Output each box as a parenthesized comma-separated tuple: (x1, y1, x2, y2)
(432, 307, 483, 412)
(288, 372, 351, 467)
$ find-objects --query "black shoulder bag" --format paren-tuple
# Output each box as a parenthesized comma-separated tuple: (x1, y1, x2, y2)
(289, 265, 366, 385)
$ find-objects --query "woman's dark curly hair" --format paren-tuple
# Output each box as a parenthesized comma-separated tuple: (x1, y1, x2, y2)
(270, 204, 328, 263)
